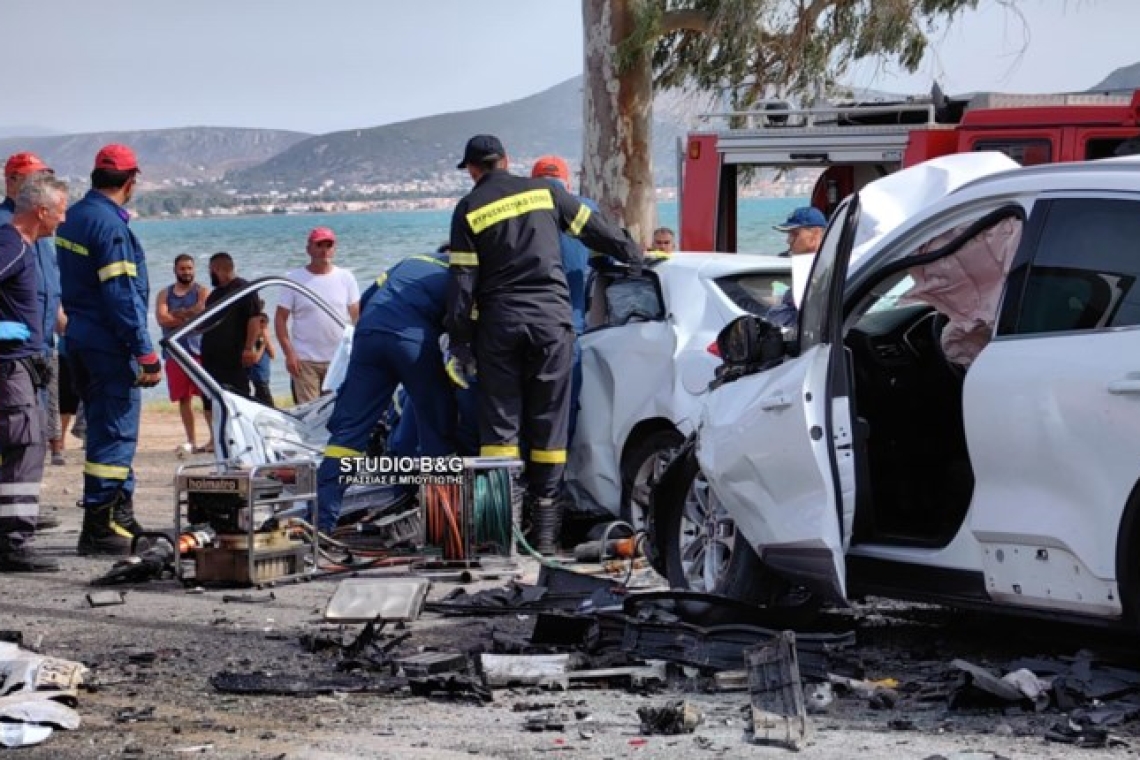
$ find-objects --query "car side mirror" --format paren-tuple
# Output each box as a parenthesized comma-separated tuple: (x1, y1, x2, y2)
(715, 314, 787, 367)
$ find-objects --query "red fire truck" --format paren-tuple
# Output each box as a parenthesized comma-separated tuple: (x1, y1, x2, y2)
(679, 89, 1140, 251)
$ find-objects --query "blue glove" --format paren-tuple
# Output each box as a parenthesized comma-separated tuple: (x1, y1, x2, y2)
(0, 321, 30, 342)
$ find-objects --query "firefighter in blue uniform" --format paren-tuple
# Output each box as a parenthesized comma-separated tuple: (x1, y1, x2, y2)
(315, 252, 457, 533)
(529, 155, 598, 446)
(56, 145, 162, 556)
(447, 135, 642, 555)
(0, 172, 69, 572)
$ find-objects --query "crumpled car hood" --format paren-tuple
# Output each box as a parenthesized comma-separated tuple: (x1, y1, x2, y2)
(851, 151, 1021, 266)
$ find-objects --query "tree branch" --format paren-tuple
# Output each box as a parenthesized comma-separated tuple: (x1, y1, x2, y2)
(659, 9, 711, 35)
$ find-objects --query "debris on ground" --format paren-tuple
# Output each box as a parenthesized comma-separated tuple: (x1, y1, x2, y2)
(637, 700, 703, 735)
(324, 577, 430, 623)
(85, 590, 126, 608)
(0, 642, 88, 748)
(747, 631, 809, 750)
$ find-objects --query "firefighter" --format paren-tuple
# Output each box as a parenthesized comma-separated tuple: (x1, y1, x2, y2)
(57, 145, 161, 556)
(447, 135, 642, 555)
(315, 251, 457, 533)
(0, 173, 69, 572)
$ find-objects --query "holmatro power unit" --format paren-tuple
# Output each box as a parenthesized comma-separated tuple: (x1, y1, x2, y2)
(173, 461, 318, 586)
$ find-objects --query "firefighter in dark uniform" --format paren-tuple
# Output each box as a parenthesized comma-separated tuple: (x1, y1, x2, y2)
(0, 173, 69, 572)
(446, 134, 642, 555)
(57, 145, 162, 556)
(315, 251, 457, 533)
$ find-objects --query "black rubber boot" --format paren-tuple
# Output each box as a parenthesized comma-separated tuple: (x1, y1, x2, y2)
(111, 494, 145, 536)
(0, 538, 60, 573)
(77, 496, 136, 557)
(530, 496, 562, 556)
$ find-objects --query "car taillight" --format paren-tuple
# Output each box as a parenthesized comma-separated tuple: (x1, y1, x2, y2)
(707, 341, 720, 357)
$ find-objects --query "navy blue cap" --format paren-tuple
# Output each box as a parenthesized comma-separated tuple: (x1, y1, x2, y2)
(457, 134, 505, 169)
(774, 206, 828, 232)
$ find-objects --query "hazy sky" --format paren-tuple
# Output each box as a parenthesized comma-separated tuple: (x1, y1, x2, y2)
(5, 0, 1136, 136)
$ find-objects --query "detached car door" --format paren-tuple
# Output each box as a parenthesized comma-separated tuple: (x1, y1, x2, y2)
(696, 197, 861, 603)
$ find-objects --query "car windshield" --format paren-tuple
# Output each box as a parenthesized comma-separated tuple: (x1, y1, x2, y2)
(714, 272, 793, 316)
(865, 275, 915, 313)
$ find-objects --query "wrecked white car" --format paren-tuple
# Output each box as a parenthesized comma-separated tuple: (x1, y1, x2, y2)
(567, 254, 791, 530)
(167, 255, 792, 536)
(654, 153, 1140, 627)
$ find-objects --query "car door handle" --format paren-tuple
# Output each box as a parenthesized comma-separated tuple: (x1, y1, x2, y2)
(758, 395, 792, 411)
(1108, 378, 1140, 395)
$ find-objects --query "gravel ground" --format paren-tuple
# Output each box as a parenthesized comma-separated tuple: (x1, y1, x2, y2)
(5, 408, 1140, 759)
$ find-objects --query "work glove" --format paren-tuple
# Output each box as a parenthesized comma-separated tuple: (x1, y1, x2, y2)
(0, 320, 30, 342)
(135, 352, 162, 388)
(440, 335, 476, 390)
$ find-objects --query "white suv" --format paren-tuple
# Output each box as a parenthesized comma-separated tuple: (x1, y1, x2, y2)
(655, 155, 1140, 627)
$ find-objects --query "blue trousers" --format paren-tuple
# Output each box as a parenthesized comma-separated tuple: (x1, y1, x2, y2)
(388, 384, 479, 458)
(69, 346, 140, 508)
(316, 329, 455, 532)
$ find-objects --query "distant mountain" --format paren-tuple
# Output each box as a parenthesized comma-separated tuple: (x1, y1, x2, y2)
(0, 128, 310, 184)
(0, 125, 60, 139)
(1089, 62, 1140, 92)
(224, 77, 693, 191)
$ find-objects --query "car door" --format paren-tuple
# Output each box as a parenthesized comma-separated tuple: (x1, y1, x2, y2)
(568, 271, 674, 515)
(965, 193, 1140, 618)
(697, 197, 860, 603)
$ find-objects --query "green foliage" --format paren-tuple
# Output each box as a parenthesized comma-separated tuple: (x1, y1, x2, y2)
(637, 0, 983, 108)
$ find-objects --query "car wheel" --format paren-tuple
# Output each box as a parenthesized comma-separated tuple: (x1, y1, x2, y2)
(621, 429, 684, 574)
(656, 447, 821, 617)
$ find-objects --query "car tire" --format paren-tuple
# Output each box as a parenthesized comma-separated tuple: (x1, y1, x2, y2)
(656, 447, 821, 618)
(620, 428, 684, 575)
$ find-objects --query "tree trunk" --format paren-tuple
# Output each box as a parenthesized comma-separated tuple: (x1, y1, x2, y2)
(582, 0, 655, 247)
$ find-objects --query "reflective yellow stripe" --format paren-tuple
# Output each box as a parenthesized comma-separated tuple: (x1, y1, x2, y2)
(84, 462, 130, 480)
(108, 519, 133, 538)
(530, 448, 567, 464)
(374, 272, 388, 288)
(449, 251, 479, 267)
(466, 189, 554, 234)
(408, 255, 447, 268)
(481, 444, 521, 458)
(55, 237, 89, 256)
(568, 205, 592, 236)
(324, 445, 362, 458)
(97, 261, 137, 282)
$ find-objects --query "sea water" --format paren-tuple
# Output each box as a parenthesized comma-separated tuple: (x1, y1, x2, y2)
(132, 197, 804, 400)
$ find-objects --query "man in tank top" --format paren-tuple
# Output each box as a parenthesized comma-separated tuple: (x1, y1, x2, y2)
(155, 254, 210, 454)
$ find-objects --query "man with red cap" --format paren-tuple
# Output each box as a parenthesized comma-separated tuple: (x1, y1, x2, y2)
(529, 155, 599, 447)
(0, 171, 70, 572)
(275, 226, 360, 404)
(56, 144, 161, 556)
(1, 154, 65, 465)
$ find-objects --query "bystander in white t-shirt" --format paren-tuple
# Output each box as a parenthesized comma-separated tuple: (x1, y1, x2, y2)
(278, 267, 360, 362)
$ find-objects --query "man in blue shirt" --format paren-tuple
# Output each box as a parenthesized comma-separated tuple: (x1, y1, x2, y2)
(0, 173, 69, 572)
(529, 156, 596, 446)
(767, 206, 827, 329)
(57, 145, 161, 557)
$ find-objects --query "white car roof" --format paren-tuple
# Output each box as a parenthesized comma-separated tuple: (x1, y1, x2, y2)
(655, 251, 792, 278)
(954, 153, 1140, 196)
